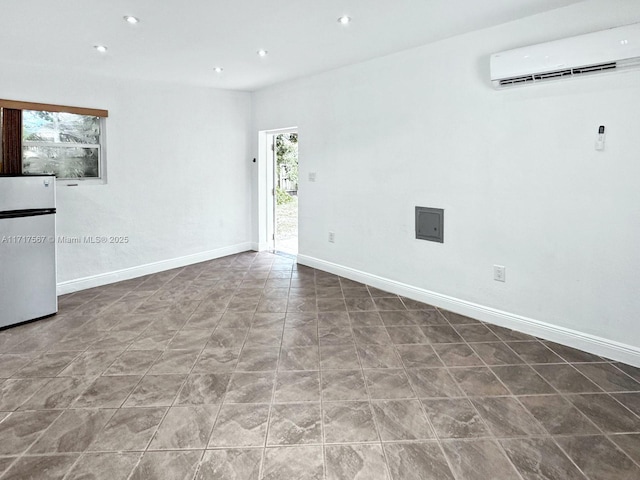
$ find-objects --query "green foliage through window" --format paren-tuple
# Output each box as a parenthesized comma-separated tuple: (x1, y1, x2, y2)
(22, 110, 102, 179)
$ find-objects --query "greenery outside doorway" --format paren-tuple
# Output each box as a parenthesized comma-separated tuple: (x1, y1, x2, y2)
(274, 132, 298, 254)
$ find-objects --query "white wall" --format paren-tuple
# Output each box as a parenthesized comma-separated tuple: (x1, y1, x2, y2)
(253, 0, 640, 361)
(0, 64, 253, 289)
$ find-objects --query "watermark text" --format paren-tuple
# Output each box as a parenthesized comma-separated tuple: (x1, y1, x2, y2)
(1, 235, 130, 244)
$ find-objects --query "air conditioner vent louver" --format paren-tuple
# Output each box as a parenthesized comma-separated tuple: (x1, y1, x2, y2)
(534, 69, 573, 80)
(572, 62, 617, 74)
(498, 62, 618, 87)
(499, 75, 535, 86)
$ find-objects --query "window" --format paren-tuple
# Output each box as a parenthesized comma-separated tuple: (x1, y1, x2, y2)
(22, 111, 104, 180)
(0, 99, 108, 184)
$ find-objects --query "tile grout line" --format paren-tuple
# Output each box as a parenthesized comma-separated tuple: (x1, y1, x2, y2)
(439, 306, 640, 479)
(387, 303, 495, 480)
(436, 306, 624, 477)
(257, 255, 290, 480)
(452, 312, 605, 480)
(466, 351, 596, 480)
(1, 407, 66, 479)
(552, 386, 640, 473)
(198, 255, 265, 478)
(141, 273, 222, 478)
(317, 271, 328, 480)
(179, 255, 243, 479)
(133, 254, 244, 479)
(352, 284, 398, 480)
(316, 269, 330, 480)
(432, 307, 528, 480)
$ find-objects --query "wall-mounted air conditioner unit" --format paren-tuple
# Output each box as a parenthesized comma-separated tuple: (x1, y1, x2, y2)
(491, 22, 640, 88)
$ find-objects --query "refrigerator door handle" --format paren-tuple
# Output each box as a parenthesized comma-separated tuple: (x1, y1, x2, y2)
(0, 208, 57, 220)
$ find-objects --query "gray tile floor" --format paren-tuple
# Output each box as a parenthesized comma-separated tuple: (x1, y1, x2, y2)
(1, 251, 639, 479)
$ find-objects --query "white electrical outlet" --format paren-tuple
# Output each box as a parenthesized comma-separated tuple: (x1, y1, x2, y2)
(494, 265, 506, 282)
(308, 172, 317, 182)
(328, 232, 335, 243)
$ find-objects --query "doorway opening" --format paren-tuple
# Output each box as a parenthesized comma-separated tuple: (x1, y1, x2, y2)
(258, 127, 298, 255)
(273, 132, 298, 255)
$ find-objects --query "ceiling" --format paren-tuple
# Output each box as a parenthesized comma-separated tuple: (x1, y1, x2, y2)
(2, 0, 585, 91)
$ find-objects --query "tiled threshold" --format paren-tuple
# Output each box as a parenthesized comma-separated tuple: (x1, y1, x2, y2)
(0, 251, 638, 479)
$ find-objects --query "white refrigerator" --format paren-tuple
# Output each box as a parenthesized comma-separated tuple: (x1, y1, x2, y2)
(0, 174, 57, 328)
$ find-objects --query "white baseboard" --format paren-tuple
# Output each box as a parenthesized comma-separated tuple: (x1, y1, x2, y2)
(57, 242, 253, 295)
(297, 254, 640, 368)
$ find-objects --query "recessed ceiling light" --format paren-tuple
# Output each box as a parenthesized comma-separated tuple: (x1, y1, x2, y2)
(257, 49, 268, 57)
(214, 67, 224, 73)
(124, 16, 140, 24)
(94, 45, 108, 53)
(338, 16, 352, 25)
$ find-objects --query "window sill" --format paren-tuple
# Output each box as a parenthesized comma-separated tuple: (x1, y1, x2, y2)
(57, 178, 107, 187)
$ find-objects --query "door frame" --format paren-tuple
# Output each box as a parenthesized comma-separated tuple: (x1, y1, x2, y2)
(257, 127, 298, 252)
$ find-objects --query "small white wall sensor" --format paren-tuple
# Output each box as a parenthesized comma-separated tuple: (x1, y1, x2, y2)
(595, 125, 606, 151)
